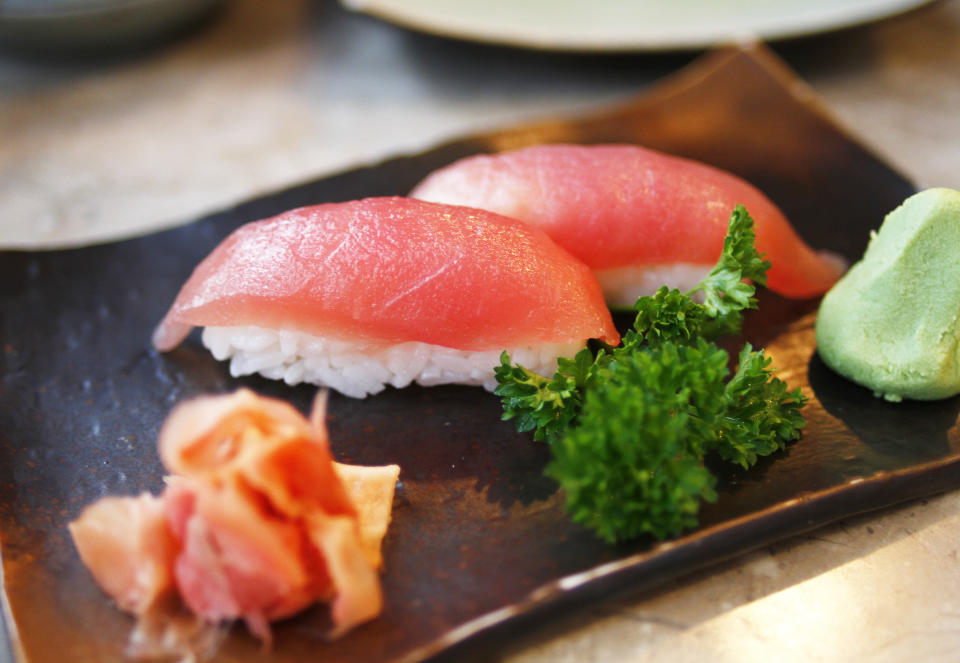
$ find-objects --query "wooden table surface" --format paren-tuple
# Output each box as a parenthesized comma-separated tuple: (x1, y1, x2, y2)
(2, 1, 959, 661)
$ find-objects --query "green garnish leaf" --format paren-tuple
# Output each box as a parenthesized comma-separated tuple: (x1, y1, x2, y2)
(546, 341, 724, 542)
(712, 344, 808, 469)
(494, 348, 596, 445)
(689, 205, 771, 336)
(626, 286, 704, 348)
(494, 205, 805, 543)
(627, 206, 771, 345)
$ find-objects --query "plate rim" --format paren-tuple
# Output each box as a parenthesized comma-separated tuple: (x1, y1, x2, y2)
(404, 452, 960, 662)
(340, 0, 936, 52)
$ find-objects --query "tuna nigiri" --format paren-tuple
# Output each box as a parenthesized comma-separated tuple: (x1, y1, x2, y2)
(153, 197, 619, 398)
(411, 144, 845, 306)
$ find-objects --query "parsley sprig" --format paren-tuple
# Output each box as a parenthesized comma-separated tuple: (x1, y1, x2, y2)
(495, 205, 807, 543)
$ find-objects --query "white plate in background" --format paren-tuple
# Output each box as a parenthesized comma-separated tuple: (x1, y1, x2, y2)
(340, 0, 935, 51)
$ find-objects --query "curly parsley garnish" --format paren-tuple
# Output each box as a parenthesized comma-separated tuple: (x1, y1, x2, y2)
(495, 205, 807, 543)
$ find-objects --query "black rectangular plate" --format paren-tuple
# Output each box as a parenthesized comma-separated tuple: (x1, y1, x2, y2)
(2, 44, 953, 663)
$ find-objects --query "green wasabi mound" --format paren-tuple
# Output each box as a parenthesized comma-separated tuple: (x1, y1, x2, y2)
(816, 188, 960, 402)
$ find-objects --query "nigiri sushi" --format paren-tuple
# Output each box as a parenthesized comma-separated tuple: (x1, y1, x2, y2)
(153, 197, 619, 398)
(410, 144, 845, 306)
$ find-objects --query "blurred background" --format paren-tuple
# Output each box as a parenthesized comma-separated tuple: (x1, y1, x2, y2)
(1, 0, 957, 248)
(1, 1, 960, 661)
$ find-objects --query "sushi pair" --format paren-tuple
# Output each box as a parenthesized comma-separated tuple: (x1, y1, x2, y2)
(154, 144, 844, 398)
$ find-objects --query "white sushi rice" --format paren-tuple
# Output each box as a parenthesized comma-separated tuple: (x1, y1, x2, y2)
(202, 326, 584, 399)
(595, 262, 711, 309)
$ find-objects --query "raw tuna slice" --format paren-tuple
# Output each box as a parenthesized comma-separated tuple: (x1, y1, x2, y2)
(411, 144, 844, 305)
(152, 197, 619, 397)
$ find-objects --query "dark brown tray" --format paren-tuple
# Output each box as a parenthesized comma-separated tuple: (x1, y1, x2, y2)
(2, 44, 953, 663)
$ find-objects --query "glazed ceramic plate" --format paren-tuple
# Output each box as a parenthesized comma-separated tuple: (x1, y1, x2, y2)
(1, 45, 955, 663)
(340, 0, 935, 52)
